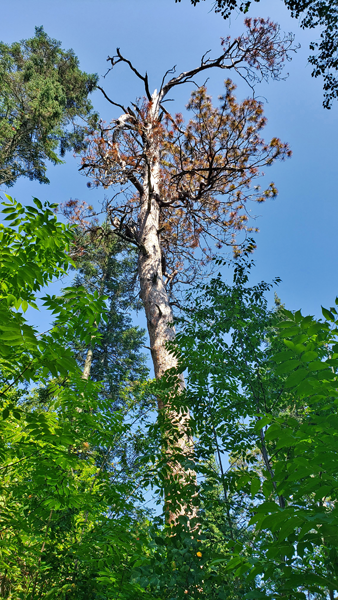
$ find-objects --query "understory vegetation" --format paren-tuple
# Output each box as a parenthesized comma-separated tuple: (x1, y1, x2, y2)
(1, 198, 338, 599)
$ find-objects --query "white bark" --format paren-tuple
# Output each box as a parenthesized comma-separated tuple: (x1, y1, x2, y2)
(138, 92, 177, 385)
(137, 92, 196, 524)
(82, 347, 93, 381)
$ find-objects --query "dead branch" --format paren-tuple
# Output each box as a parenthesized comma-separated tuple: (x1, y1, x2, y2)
(107, 48, 152, 100)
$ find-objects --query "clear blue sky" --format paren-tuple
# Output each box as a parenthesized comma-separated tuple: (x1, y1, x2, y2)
(2, 0, 338, 335)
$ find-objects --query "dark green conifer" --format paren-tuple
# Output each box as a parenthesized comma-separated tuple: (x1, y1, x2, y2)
(0, 26, 98, 186)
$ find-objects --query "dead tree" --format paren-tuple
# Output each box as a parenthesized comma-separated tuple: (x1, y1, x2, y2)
(70, 18, 295, 523)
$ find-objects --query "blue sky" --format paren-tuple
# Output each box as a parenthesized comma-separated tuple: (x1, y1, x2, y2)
(1, 0, 338, 338)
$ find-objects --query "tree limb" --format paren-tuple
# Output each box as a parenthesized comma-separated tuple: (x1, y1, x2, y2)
(97, 86, 127, 112)
(108, 49, 152, 100)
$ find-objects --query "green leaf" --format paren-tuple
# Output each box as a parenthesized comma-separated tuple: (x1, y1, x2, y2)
(21, 300, 28, 313)
(254, 415, 272, 431)
(272, 350, 295, 362)
(278, 516, 303, 541)
(1, 207, 17, 214)
(275, 359, 300, 374)
(33, 198, 43, 210)
(264, 424, 281, 441)
(284, 368, 308, 388)
(308, 360, 328, 372)
(322, 306, 335, 321)
(294, 310, 303, 323)
(251, 476, 261, 497)
(302, 351, 318, 362)
(277, 321, 296, 329)
(236, 473, 250, 490)
(275, 431, 296, 449)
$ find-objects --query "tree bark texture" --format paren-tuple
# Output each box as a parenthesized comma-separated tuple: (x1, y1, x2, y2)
(137, 93, 177, 386)
(82, 347, 93, 381)
(137, 93, 196, 524)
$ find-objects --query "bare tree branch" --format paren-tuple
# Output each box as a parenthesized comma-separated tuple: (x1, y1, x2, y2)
(97, 86, 127, 112)
(107, 49, 152, 100)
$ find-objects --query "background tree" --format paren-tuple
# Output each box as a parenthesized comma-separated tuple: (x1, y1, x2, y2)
(177, 0, 338, 108)
(0, 26, 98, 187)
(79, 18, 293, 377)
(62, 212, 151, 496)
(65, 213, 148, 402)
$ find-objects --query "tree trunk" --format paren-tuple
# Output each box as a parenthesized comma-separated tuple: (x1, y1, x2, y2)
(82, 347, 93, 381)
(138, 91, 177, 384)
(138, 191, 176, 385)
(137, 92, 196, 524)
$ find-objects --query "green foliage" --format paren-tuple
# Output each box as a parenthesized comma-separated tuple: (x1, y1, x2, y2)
(251, 305, 338, 595)
(0, 26, 98, 187)
(70, 223, 148, 405)
(0, 196, 151, 598)
(3, 194, 338, 598)
(0, 372, 151, 599)
(0, 194, 106, 387)
(142, 258, 338, 598)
